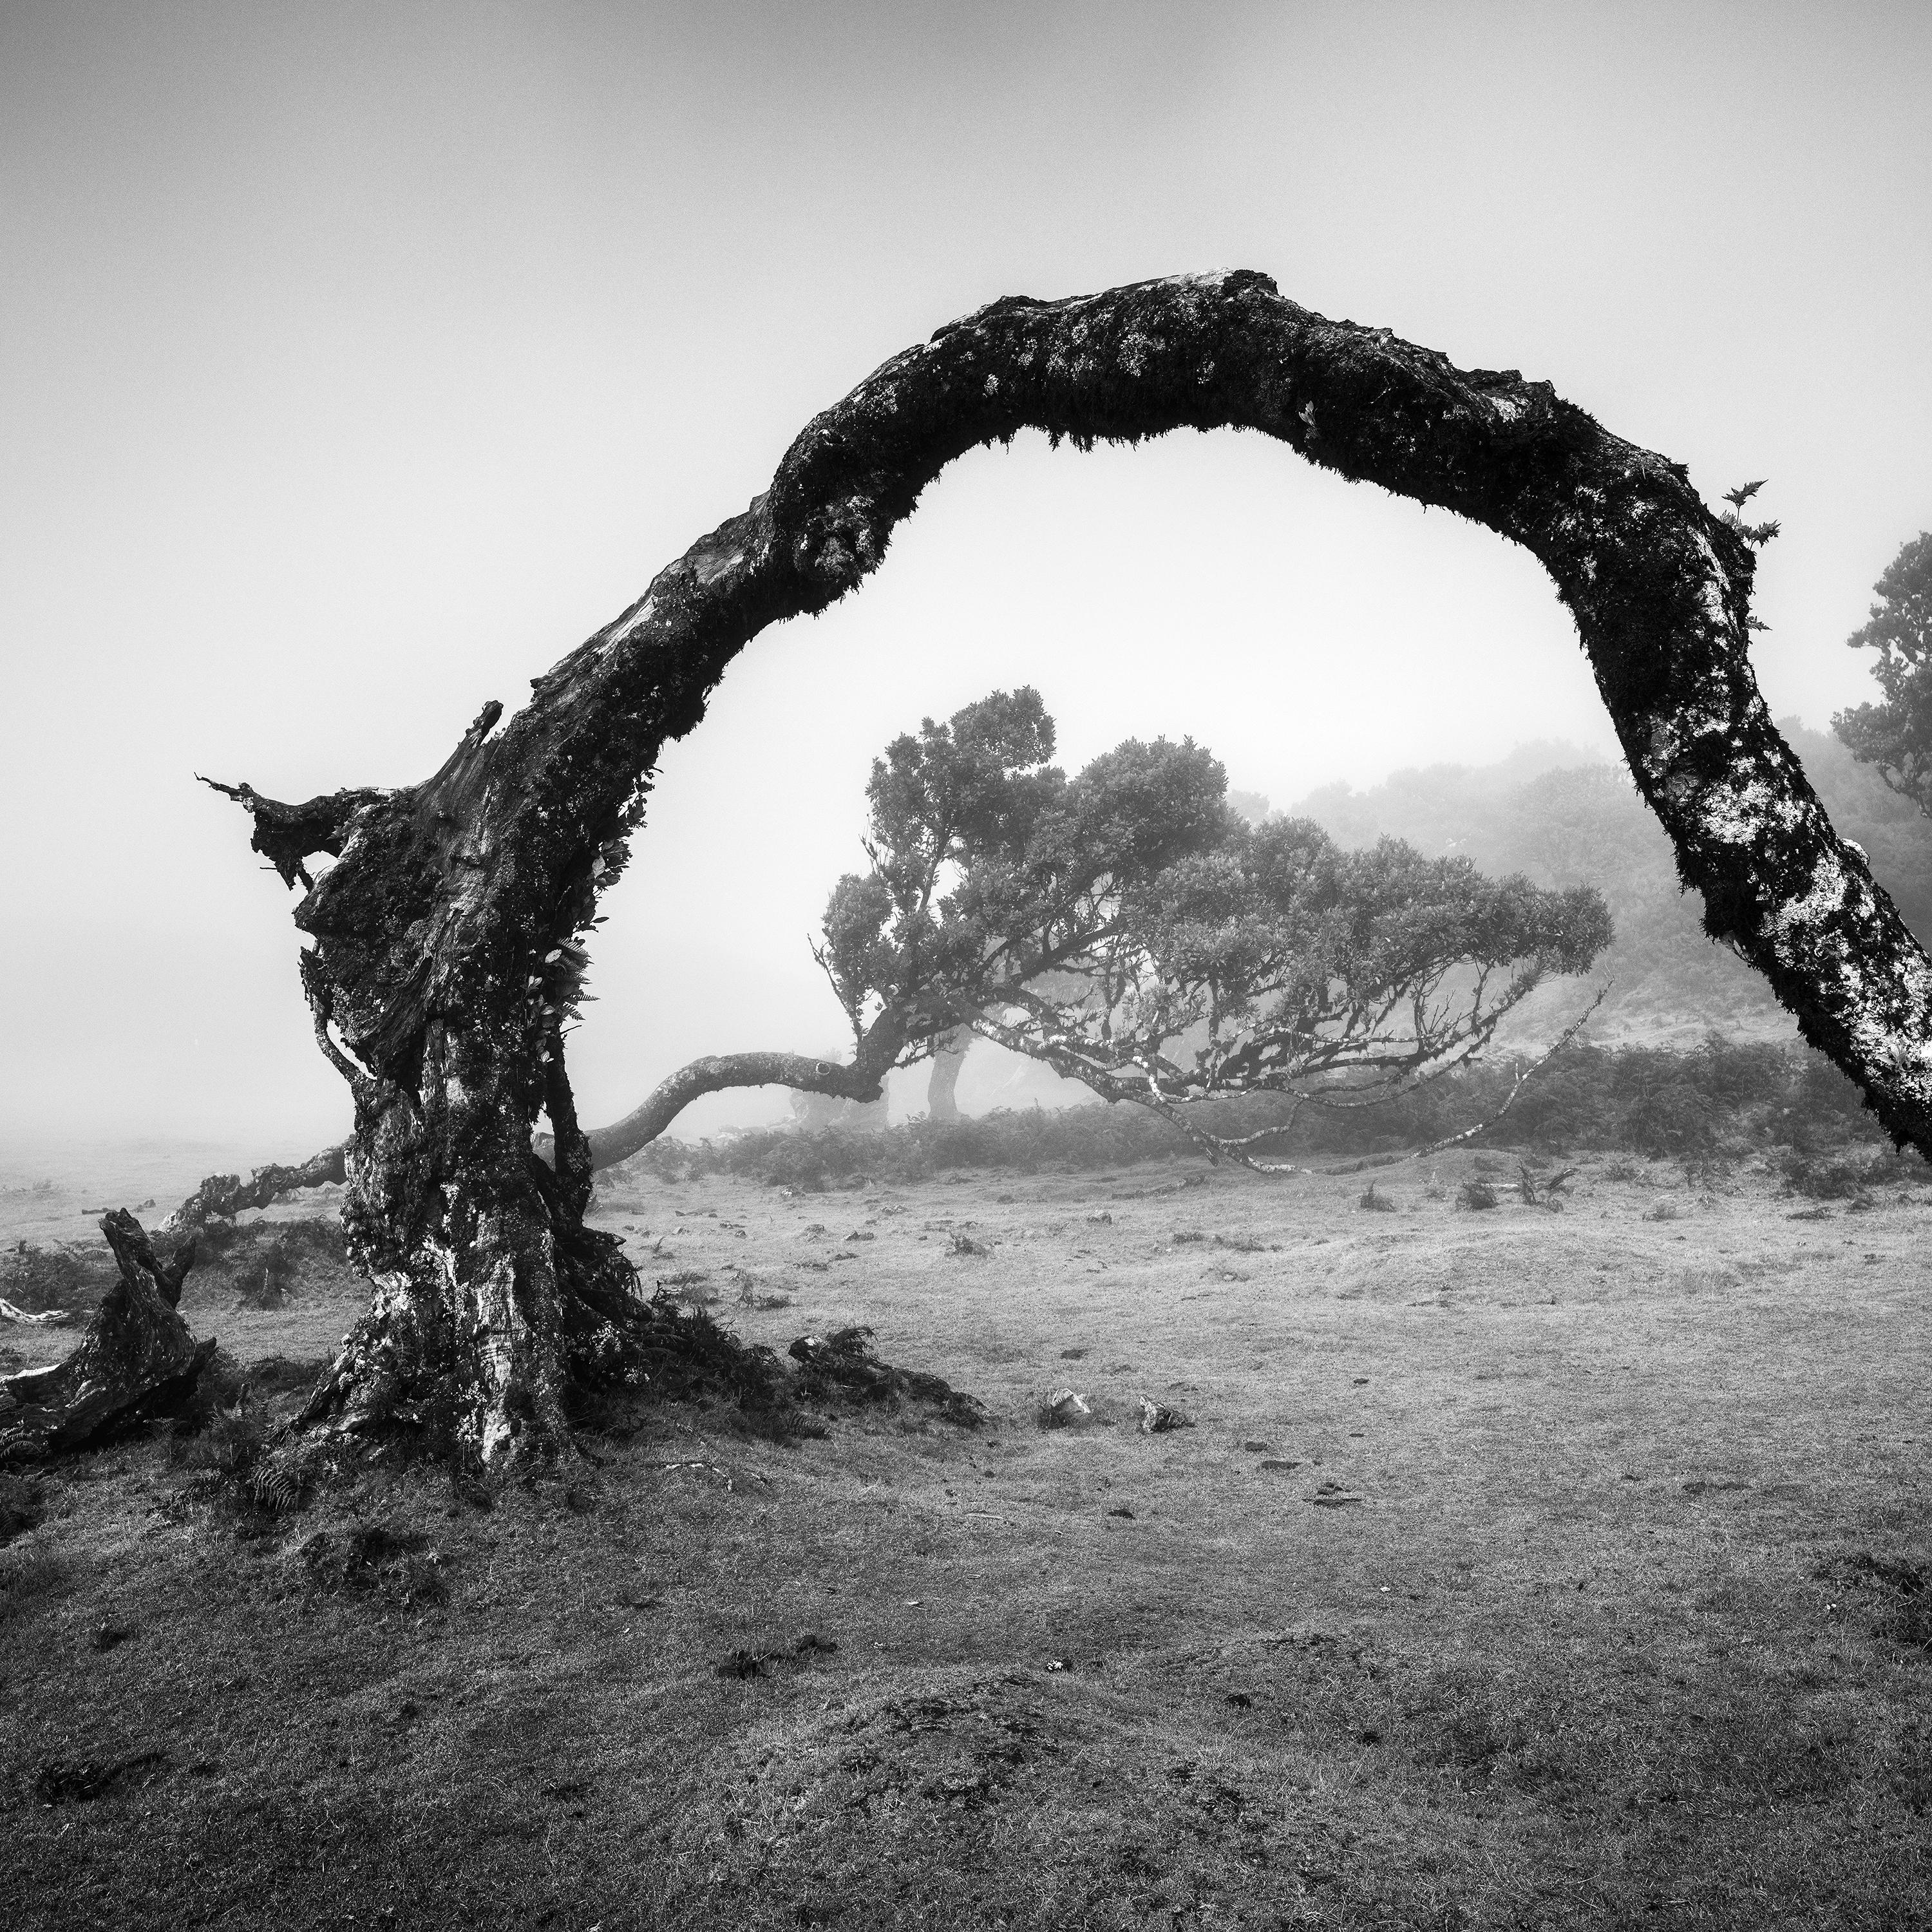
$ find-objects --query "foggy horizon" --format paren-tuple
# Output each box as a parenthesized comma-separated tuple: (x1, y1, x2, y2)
(4, 1, 1928, 1157)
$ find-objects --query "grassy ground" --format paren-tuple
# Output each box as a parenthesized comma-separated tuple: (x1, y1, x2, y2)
(3, 1150, 1929, 1931)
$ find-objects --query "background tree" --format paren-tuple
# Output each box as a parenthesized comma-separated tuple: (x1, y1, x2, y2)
(804, 690, 1611, 1167)
(1833, 533, 1932, 813)
(174, 271, 1932, 1469)
(1282, 716, 1932, 1049)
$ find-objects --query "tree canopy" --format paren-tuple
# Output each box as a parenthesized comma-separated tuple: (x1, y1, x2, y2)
(1833, 533, 1932, 815)
(815, 689, 1612, 1164)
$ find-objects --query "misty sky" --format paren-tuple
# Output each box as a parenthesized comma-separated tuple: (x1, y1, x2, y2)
(3, 1, 1928, 1157)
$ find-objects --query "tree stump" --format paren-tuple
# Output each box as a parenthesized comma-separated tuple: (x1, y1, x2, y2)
(0, 1211, 213, 1461)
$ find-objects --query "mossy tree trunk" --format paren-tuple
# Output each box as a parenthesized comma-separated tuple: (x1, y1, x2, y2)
(216, 270, 1932, 1467)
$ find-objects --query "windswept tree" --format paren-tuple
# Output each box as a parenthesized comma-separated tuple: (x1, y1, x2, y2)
(797, 690, 1612, 1167)
(811, 689, 1237, 1110)
(1833, 533, 1932, 813)
(19, 271, 1926, 1471)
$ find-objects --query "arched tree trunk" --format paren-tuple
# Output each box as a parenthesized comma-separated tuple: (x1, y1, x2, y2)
(213, 270, 1932, 1466)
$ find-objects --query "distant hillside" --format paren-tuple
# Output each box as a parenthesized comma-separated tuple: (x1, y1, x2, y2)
(1265, 723, 1932, 1048)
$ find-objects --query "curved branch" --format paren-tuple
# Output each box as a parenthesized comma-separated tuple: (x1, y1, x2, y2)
(540, 1050, 893, 1173)
(160, 1141, 350, 1236)
(198, 776, 384, 892)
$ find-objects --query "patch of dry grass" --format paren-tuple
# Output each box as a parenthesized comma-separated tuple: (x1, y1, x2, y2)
(3, 1151, 1930, 1929)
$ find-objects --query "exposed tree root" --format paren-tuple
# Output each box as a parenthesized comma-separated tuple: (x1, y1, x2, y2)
(295, 1287, 980, 1470)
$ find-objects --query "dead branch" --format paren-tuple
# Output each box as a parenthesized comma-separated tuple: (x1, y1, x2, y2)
(194, 776, 383, 892)
(161, 1142, 350, 1235)
(0, 1300, 68, 1328)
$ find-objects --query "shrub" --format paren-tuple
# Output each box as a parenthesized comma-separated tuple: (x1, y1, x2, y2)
(661, 1269, 717, 1308)
(300, 1523, 448, 1606)
(623, 1104, 1201, 1188)
(243, 1354, 330, 1398)
(200, 1217, 350, 1304)
(784, 1328, 983, 1428)
(172, 1388, 321, 1517)
(235, 1233, 298, 1307)
(1457, 1180, 1499, 1211)
(178, 1348, 249, 1429)
(0, 1241, 117, 1316)
(1782, 1149, 1879, 1200)
(1620, 1081, 1716, 1162)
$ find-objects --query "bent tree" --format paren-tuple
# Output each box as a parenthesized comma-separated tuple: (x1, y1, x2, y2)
(205, 270, 1932, 1468)
(576, 687, 1611, 1173)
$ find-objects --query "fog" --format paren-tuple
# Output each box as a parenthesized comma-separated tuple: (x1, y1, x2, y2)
(3, 1, 1927, 1163)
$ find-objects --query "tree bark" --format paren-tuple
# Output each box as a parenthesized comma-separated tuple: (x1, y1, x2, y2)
(927, 1029, 970, 1124)
(0, 1212, 212, 1461)
(215, 270, 1932, 1466)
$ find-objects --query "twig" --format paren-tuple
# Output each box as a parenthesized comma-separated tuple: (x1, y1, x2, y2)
(1186, 984, 1609, 1177)
(656, 1459, 772, 1493)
